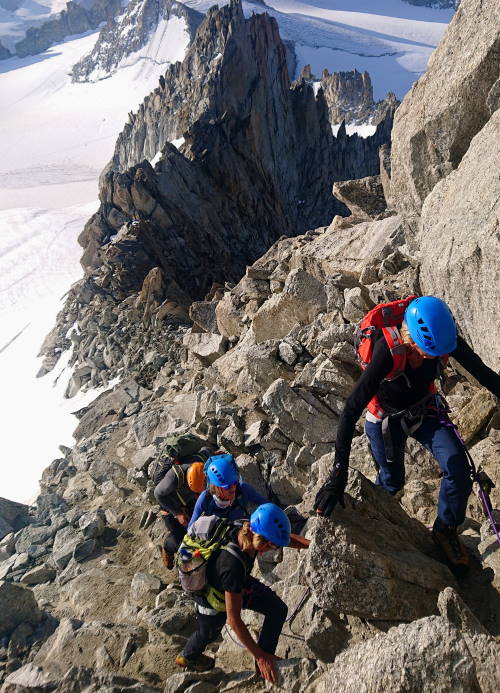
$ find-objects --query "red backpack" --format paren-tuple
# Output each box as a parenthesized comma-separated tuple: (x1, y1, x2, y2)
(355, 296, 417, 419)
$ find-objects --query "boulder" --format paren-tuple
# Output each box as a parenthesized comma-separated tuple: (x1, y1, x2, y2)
(131, 445, 157, 472)
(262, 379, 337, 447)
(189, 300, 220, 334)
(304, 471, 454, 621)
(20, 563, 57, 586)
(32, 618, 148, 679)
(215, 292, 245, 338)
(252, 270, 327, 343)
(293, 214, 408, 281)
(15, 525, 55, 554)
(342, 286, 374, 323)
(0, 515, 13, 542)
(129, 572, 163, 608)
(72, 380, 149, 441)
(235, 453, 268, 498)
(78, 510, 107, 539)
(212, 338, 292, 396)
(0, 497, 30, 532)
(2, 663, 60, 692)
(183, 332, 228, 365)
(332, 176, 387, 220)
(0, 581, 41, 637)
(293, 355, 357, 399)
(52, 526, 83, 570)
(452, 389, 497, 444)
(390, 0, 500, 216)
(313, 617, 482, 693)
(419, 109, 500, 365)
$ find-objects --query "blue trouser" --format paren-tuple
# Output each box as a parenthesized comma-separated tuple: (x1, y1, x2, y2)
(365, 416, 472, 527)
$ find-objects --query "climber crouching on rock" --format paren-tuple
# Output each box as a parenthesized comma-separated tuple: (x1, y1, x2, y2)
(313, 295, 500, 577)
(176, 503, 310, 682)
(154, 458, 209, 569)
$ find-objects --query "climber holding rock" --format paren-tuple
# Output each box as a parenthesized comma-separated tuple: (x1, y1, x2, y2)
(188, 453, 267, 527)
(313, 296, 500, 576)
(176, 503, 310, 681)
(153, 439, 214, 568)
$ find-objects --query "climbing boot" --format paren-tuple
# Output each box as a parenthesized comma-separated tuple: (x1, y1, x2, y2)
(175, 653, 215, 672)
(432, 521, 470, 577)
(160, 546, 175, 570)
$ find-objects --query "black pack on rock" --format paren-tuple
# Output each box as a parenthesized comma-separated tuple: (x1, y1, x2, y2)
(149, 433, 207, 486)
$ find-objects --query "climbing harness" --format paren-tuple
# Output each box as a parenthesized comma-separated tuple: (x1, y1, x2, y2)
(436, 408, 500, 548)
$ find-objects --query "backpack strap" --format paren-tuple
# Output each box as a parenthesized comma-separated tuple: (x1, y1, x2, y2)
(381, 326, 407, 380)
(172, 464, 188, 506)
(222, 542, 248, 573)
(367, 326, 407, 419)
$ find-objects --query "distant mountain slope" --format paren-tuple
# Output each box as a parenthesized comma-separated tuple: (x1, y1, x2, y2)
(1, 1, 455, 100)
(72, 0, 203, 83)
(0, 0, 121, 57)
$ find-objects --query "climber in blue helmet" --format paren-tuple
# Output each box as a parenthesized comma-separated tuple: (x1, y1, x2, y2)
(176, 503, 310, 682)
(314, 295, 500, 577)
(188, 452, 268, 528)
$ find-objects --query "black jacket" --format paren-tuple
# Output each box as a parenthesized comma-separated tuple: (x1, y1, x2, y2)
(335, 333, 500, 471)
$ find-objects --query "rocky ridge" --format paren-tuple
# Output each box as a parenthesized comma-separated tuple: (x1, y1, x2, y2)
(1, 0, 499, 690)
(315, 68, 399, 127)
(71, 0, 204, 83)
(37, 0, 395, 394)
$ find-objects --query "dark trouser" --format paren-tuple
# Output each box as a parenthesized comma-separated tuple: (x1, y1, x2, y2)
(365, 415, 472, 527)
(162, 514, 187, 554)
(182, 577, 288, 659)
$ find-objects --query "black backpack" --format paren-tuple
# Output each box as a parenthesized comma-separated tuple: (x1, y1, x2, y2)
(149, 433, 208, 486)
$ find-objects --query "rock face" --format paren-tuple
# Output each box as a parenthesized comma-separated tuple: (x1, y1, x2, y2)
(320, 69, 399, 126)
(390, 0, 499, 216)
(78, 0, 394, 280)
(72, 0, 203, 83)
(419, 109, 500, 364)
(12, 0, 123, 59)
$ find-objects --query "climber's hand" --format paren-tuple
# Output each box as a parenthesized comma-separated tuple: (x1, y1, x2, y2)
(313, 465, 347, 517)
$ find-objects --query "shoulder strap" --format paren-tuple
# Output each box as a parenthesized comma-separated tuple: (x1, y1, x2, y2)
(381, 326, 407, 381)
(221, 542, 249, 575)
(172, 465, 188, 506)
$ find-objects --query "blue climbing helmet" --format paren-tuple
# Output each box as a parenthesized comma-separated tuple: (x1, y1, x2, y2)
(204, 453, 239, 488)
(404, 296, 457, 356)
(250, 503, 291, 547)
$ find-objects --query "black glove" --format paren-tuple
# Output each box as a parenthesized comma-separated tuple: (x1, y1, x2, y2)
(313, 464, 348, 517)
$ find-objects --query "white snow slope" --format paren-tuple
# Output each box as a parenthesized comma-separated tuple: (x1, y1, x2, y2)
(0, 17, 190, 503)
(0, 1, 452, 503)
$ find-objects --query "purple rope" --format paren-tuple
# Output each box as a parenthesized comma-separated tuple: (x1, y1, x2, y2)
(285, 587, 310, 623)
(438, 410, 500, 548)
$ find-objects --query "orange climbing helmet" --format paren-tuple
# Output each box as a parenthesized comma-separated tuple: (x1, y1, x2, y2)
(186, 462, 206, 494)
